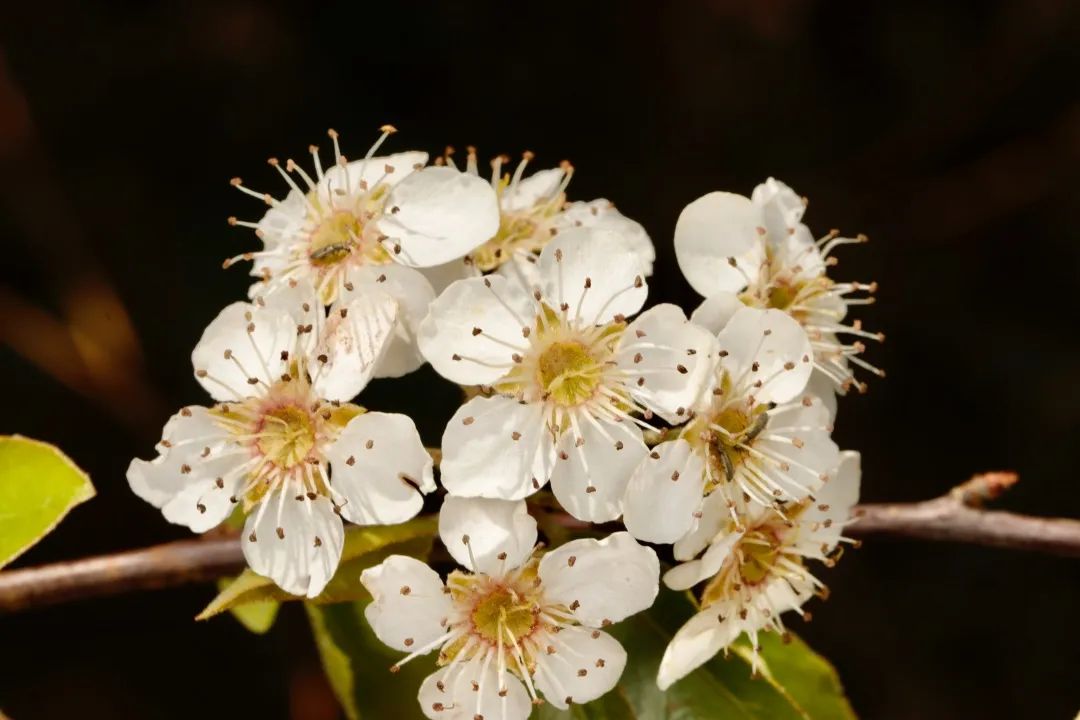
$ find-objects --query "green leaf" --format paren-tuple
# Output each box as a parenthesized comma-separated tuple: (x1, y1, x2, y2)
(197, 515, 437, 620)
(307, 600, 435, 720)
(305, 527, 439, 720)
(215, 576, 280, 634)
(542, 589, 855, 720)
(0, 435, 95, 568)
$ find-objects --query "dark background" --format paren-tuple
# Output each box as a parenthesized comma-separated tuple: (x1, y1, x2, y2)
(1, 1, 1078, 718)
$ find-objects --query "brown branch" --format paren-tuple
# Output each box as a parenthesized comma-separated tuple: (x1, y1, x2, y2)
(850, 472, 1080, 558)
(1, 472, 1077, 614)
(0, 536, 246, 614)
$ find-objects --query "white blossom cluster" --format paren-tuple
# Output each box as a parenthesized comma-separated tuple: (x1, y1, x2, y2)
(127, 127, 879, 718)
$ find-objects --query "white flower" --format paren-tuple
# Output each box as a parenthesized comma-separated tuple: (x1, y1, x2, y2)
(656, 451, 861, 690)
(126, 284, 435, 597)
(418, 227, 716, 522)
(424, 150, 654, 293)
(226, 127, 501, 377)
(360, 496, 660, 718)
(623, 306, 840, 542)
(674, 178, 883, 408)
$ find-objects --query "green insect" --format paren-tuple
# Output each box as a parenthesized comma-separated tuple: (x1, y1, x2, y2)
(309, 242, 353, 262)
(744, 412, 769, 443)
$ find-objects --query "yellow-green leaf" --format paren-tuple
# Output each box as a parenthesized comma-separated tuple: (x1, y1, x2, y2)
(0, 435, 95, 568)
(307, 600, 434, 720)
(197, 515, 437, 620)
(216, 576, 280, 634)
(588, 588, 857, 720)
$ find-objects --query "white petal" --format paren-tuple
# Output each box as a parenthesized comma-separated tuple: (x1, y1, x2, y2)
(795, 450, 860, 556)
(127, 406, 245, 533)
(440, 395, 555, 500)
(437, 496, 537, 574)
(657, 610, 743, 690)
(533, 626, 626, 709)
(537, 227, 647, 325)
(325, 412, 434, 526)
(320, 151, 429, 197)
(689, 292, 744, 335)
(751, 177, 807, 248)
(556, 199, 655, 276)
(623, 439, 706, 544)
(775, 223, 826, 277)
(418, 657, 531, 720)
(503, 167, 565, 212)
(360, 554, 451, 653)
(618, 303, 717, 423)
(674, 192, 766, 297)
(539, 532, 659, 626)
(804, 369, 839, 422)
(717, 307, 813, 405)
(191, 302, 294, 402)
(254, 188, 307, 249)
(377, 166, 501, 267)
(494, 250, 543, 295)
(549, 417, 647, 523)
(419, 257, 478, 295)
(417, 275, 532, 386)
(342, 264, 436, 379)
(312, 289, 398, 401)
(242, 491, 345, 598)
(251, 277, 322, 337)
(753, 395, 838, 502)
(663, 530, 742, 591)
(672, 490, 731, 561)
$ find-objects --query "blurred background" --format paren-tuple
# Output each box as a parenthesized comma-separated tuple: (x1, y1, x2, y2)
(1, 0, 1077, 717)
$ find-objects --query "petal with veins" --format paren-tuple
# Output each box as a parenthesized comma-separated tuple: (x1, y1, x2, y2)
(343, 264, 436, 379)
(533, 627, 626, 709)
(539, 532, 659, 626)
(619, 303, 717, 423)
(126, 406, 246, 533)
(717, 307, 813, 406)
(325, 412, 434, 526)
(312, 289, 398, 401)
(657, 610, 744, 690)
(377, 166, 500, 267)
(793, 450, 860, 557)
(549, 417, 646, 523)
(418, 656, 531, 720)
(418, 275, 533, 386)
(673, 489, 731, 561)
(242, 491, 345, 598)
(191, 301, 294, 402)
(623, 439, 706, 544)
(537, 228, 648, 325)
(502, 167, 565, 212)
(437, 496, 537, 574)
(440, 395, 556, 500)
(360, 554, 451, 653)
(320, 151, 429, 198)
(663, 530, 743, 591)
(556, 199, 655, 276)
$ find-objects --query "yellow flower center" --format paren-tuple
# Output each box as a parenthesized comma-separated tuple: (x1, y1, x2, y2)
(256, 404, 317, 468)
(308, 210, 392, 268)
(210, 376, 362, 508)
(701, 527, 788, 607)
(470, 584, 539, 645)
(536, 340, 603, 406)
(684, 376, 770, 492)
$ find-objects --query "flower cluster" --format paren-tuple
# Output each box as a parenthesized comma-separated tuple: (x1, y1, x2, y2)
(128, 125, 876, 718)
